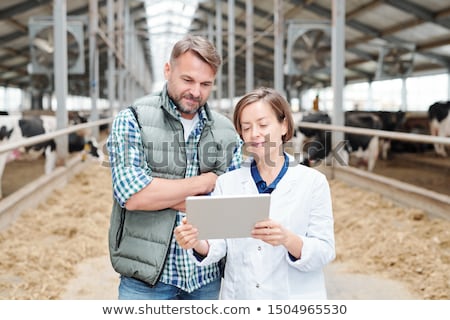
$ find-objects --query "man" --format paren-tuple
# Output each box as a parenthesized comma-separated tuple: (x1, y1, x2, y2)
(107, 35, 242, 300)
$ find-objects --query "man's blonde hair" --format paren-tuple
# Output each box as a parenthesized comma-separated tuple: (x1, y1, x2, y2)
(170, 34, 222, 74)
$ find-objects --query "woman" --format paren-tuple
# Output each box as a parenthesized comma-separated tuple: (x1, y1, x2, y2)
(174, 87, 335, 299)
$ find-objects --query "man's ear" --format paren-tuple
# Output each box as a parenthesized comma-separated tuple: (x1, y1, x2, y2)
(163, 62, 170, 80)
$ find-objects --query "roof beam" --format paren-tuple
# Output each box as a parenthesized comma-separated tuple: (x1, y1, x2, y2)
(436, 7, 450, 19)
(384, 0, 433, 21)
(0, 31, 27, 44)
(0, 0, 53, 20)
(0, 47, 28, 60)
(346, 0, 382, 20)
(293, 0, 450, 67)
(384, 0, 450, 29)
(417, 35, 450, 51)
(346, 48, 377, 62)
(347, 67, 373, 79)
(5, 18, 28, 33)
(346, 17, 422, 47)
(0, 62, 28, 76)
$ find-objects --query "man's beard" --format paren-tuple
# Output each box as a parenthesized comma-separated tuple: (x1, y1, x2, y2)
(172, 93, 203, 115)
(178, 104, 199, 115)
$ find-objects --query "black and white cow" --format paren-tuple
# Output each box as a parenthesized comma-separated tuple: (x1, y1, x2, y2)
(372, 111, 405, 159)
(0, 114, 102, 198)
(428, 101, 450, 157)
(295, 111, 382, 171)
(344, 111, 382, 171)
(294, 111, 332, 166)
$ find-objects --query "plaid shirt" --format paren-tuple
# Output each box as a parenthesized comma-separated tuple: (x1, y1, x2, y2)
(107, 100, 242, 293)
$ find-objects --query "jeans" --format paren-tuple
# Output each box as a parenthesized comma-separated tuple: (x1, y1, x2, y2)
(118, 276, 221, 300)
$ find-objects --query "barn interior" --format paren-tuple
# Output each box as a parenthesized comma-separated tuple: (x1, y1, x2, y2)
(0, 0, 449, 304)
(0, 1, 449, 214)
(0, 0, 448, 112)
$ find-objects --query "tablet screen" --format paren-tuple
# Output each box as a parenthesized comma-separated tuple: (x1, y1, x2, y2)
(185, 194, 271, 239)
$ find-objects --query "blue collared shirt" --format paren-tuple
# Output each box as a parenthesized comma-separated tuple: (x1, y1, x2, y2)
(250, 152, 289, 193)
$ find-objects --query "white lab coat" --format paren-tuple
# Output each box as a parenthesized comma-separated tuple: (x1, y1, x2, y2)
(190, 156, 336, 299)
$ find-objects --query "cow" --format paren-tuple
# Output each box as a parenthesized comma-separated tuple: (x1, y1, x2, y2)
(344, 111, 382, 171)
(295, 111, 382, 171)
(294, 111, 332, 166)
(372, 111, 405, 159)
(428, 101, 450, 157)
(0, 114, 102, 199)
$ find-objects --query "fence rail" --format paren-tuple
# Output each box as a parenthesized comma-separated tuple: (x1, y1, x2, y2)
(2, 118, 449, 155)
(297, 121, 450, 145)
(0, 118, 113, 155)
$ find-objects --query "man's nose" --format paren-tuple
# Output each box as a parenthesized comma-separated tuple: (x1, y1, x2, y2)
(189, 83, 201, 97)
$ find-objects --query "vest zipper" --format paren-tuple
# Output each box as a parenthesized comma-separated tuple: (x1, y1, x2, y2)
(115, 207, 126, 250)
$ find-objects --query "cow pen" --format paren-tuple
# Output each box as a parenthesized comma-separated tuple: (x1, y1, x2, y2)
(0, 118, 112, 230)
(0, 119, 449, 300)
(295, 121, 450, 220)
(1, 119, 449, 230)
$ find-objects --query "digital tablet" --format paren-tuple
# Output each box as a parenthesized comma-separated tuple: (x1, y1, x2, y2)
(185, 194, 271, 240)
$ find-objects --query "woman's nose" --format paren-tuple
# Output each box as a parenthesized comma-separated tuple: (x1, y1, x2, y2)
(250, 126, 260, 138)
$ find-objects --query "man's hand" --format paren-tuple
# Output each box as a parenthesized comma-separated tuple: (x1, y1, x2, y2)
(125, 172, 218, 211)
(192, 172, 218, 195)
(171, 201, 186, 212)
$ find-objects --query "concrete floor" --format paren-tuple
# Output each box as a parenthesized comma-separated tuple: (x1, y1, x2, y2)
(61, 257, 419, 300)
(324, 262, 419, 300)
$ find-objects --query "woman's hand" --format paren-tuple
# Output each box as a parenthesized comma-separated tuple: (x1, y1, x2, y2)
(174, 217, 210, 255)
(252, 218, 303, 259)
(174, 217, 199, 249)
(252, 218, 288, 246)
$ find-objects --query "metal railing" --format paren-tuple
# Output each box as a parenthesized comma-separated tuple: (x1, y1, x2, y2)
(0, 118, 113, 155)
(297, 121, 450, 145)
(2, 117, 449, 155)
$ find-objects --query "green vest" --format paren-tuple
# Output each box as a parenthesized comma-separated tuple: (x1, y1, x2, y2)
(109, 88, 238, 286)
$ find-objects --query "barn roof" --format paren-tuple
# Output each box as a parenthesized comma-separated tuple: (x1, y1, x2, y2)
(0, 0, 153, 98)
(0, 0, 449, 99)
(189, 0, 450, 96)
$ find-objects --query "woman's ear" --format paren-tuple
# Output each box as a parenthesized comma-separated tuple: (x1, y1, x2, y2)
(281, 118, 288, 137)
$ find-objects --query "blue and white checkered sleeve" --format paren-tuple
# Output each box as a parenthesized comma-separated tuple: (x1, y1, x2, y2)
(106, 109, 153, 207)
(226, 134, 243, 172)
